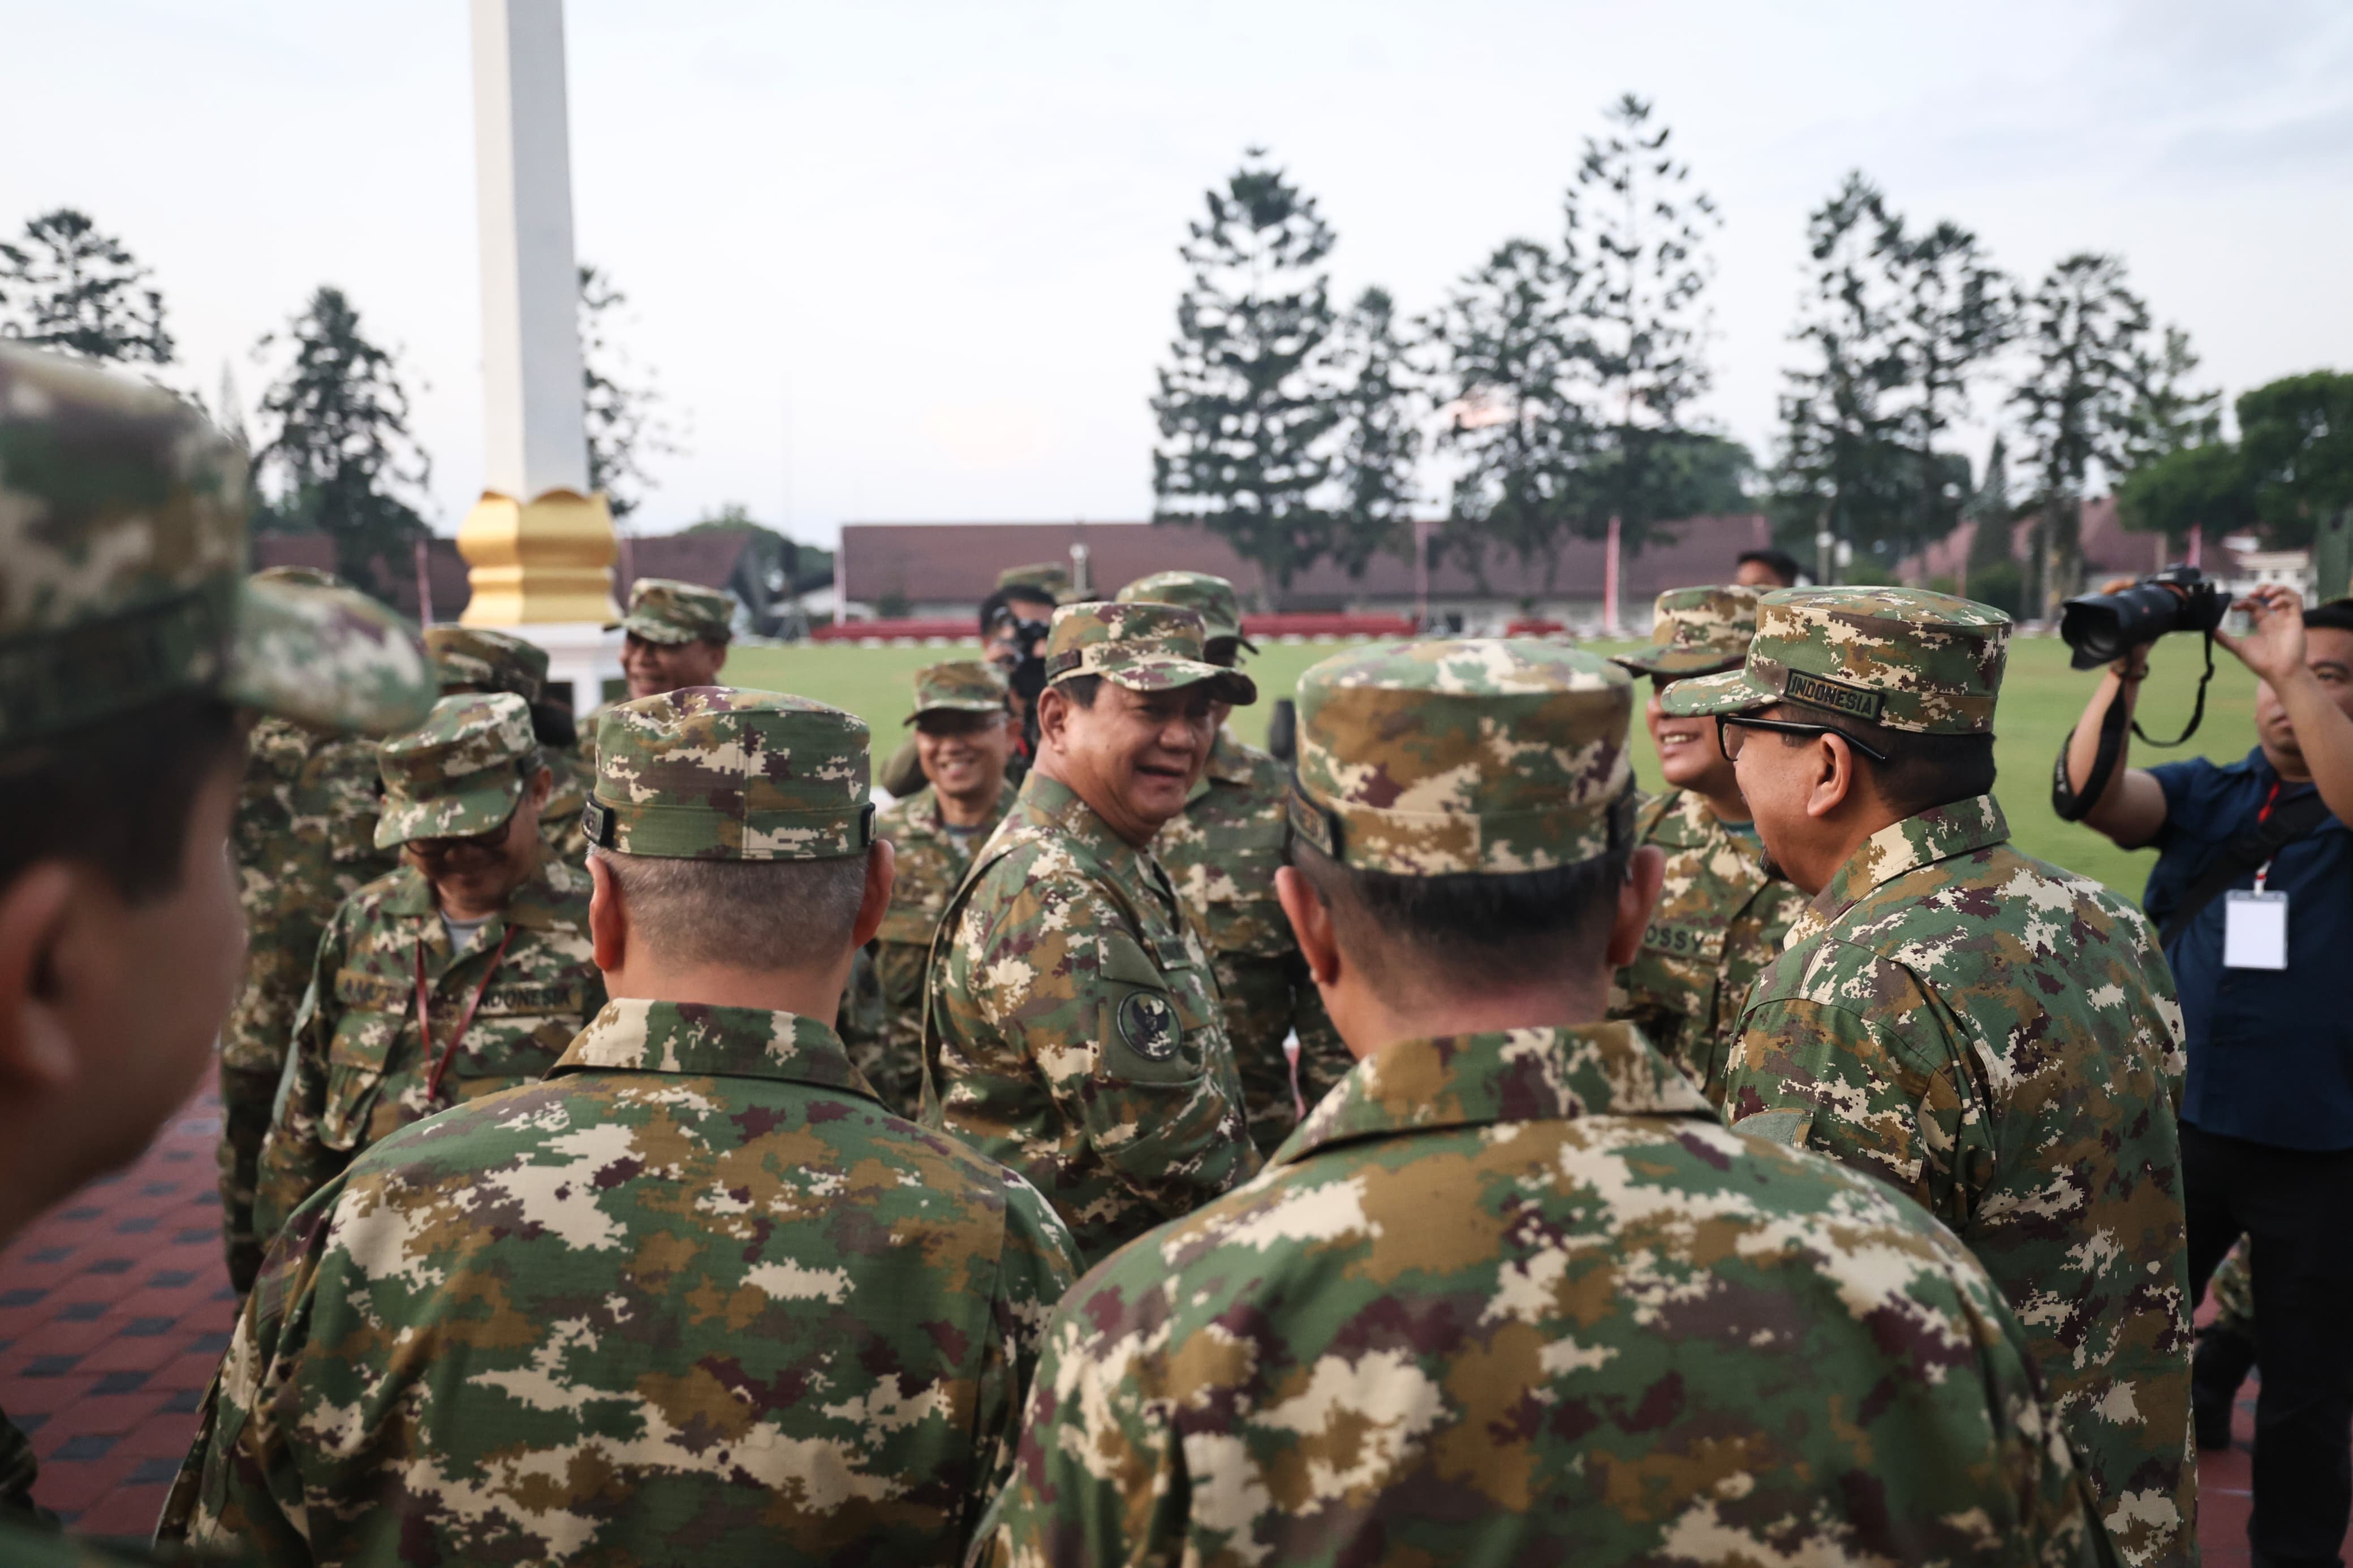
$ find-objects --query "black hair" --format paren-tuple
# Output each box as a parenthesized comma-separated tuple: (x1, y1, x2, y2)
(1290, 795, 1634, 1003)
(2306, 598, 2353, 637)
(1737, 548, 1803, 587)
(1765, 703, 1996, 818)
(1054, 674, 1103, 710)
(0, 697, 244, 904)
(979, 586, 1057, 637)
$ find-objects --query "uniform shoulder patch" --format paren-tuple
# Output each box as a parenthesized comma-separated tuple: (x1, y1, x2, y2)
(1117, 990, 1179, 1061)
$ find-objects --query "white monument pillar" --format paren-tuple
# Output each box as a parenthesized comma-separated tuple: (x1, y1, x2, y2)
(456, 0, 621, 716)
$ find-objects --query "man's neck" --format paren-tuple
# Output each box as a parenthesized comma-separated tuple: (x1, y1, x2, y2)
(1031, 751, 1158, 848)
(1341, 977, 1609, 1061)
(936, 779, 1003, 828)
(604, 961, 851, 1021)
(2262, 742, 2313, 784)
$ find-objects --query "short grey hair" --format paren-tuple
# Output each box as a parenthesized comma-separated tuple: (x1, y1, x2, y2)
(592, 846, 868, 970)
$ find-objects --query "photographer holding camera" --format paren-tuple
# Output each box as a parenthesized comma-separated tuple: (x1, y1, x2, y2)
(2062, 576, 2353, 1568)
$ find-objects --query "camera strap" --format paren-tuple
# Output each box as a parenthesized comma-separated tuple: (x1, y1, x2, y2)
(2050, 633, 2216, 823)
(2158, 788, 2333, 948)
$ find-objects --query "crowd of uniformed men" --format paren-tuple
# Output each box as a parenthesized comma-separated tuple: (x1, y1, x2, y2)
(0, 338, 2346, 1567)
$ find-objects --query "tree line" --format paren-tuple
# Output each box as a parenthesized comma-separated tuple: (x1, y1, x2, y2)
(1150, 99, 2352, 616)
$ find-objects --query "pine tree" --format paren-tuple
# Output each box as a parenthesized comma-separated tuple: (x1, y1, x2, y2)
(1568, 94, 1725, 550)
(252, 286, 432, 589)
(1770, 173, 1917, 578)
(0, 208, 174, 365)
(1424, 239, 1591, 593)
(1326, 287, 1421, 576)
(1881, 217, 2015, 552)
(2011, 253, 2151, 614)
(1151, 150, 1342, 594)
(579, 263, 676, 522)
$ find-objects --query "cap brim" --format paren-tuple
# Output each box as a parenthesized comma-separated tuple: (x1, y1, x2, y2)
(607, 616, 703, 645)
(374, 775, 524, 849)
(225, 578, 435, 737)
(1610, 645, 1745, 677)
(1659, 666, 1777, 718)
(904, 700, 1009, 724)
(1094, 662, 1257, 706)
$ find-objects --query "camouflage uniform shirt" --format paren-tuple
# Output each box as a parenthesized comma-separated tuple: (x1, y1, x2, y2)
(1723, 795, 2193, 1567)
(1156, 728, 1352, 1154)
(858, 779, 1016, 1117)
(251, 855, 605, 1242)
(167, 998, 1082, 1566)
(923, 771, 1259, 1264)
(218, 717, 398, 1290)
(1607, 786, 1806, 1105)
(978, 1022, 2108, 1567)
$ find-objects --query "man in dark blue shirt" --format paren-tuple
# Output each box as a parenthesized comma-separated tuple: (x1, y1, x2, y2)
(2066, 586, 2353, 1568)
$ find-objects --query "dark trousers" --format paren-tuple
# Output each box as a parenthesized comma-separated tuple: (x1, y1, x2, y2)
(2183, 1122, 2353, 1567)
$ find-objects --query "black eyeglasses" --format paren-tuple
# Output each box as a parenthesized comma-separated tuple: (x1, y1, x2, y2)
(1717, 714, 1890, 764)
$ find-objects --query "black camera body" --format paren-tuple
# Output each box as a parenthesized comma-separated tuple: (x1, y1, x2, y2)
(2058, 565, 2229, 671)
(1000, 615, 1053, 753)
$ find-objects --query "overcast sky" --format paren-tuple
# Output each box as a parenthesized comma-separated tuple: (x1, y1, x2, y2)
(4, 1, 2347, 547)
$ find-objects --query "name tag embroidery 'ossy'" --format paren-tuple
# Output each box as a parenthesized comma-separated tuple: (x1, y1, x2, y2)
(1117, 991, 1180, 1061)
(1782, 669, 1884, 722)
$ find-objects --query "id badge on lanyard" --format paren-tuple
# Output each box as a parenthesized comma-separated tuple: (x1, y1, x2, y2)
(2223, 861, 2288, 971)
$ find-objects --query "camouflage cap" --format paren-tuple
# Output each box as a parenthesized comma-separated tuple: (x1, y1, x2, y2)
(997, 562, 1073, 602)
(1291, 639, 1634, 876)
(424, 625, 548, 703)
(608, 577, 734, 646)
(1115, 570, 1256, 654)
(0, 345, 433, 747)
(587, 687, 873, 861)
(1662, 586, 2011, 735)
(1042, 602, 1256, 706)
(1611, 585, 1761, 676)
(375, 693, 538, 848)
(252, 564, 345, 590)
(904, 659, 1008, 724)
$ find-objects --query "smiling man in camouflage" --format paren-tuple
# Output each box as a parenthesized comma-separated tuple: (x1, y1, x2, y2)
(1667, 585, 2194, 1566)
(1607, 584, 1806, 1104)
(923, 601, 1259, 1263)
(425, 624, 593, 861)
(168, 688, 1080, 1566)
(251, 691, 605, 1241)
(1117, 570, 1352, 1152)
(978, 638, 2110, 1566)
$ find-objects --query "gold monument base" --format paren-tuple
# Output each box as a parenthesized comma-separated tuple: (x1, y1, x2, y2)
(456, 487, 620, 626)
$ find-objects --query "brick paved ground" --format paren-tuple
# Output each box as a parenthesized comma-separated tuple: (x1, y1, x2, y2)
(0, 1073, 2339, 1553)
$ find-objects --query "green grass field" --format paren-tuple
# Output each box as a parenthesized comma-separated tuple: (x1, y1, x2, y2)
(730, 631, 2256, 897)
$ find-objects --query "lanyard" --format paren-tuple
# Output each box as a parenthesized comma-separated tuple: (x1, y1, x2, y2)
(417, 927, 514, 1105)
(2253, 781, 2285, 892)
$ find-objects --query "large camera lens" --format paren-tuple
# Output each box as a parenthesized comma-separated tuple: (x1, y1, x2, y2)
(2057, 569, 2227, 670)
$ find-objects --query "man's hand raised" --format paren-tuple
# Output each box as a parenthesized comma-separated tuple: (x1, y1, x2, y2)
(2216, 585, 2307, 688)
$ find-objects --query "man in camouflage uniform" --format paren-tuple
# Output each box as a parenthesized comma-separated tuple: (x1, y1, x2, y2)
(613, 576, 734, 702)
(1606, 585, 1807, 1105)
(1667, 586, 2194, 1566)
(977, 638, 2111, 1567)
(425, 624, 591, 861)
(252, 692, 605, 1241)
(924, 602, 1259, 1263)
(165, 688, 1081, 1567)
(0, 344, 430, 1564)
(2195, 1238, 2257, 1449)
(854, 660, 1019, 1116)
(217, 567, 405, 1293)
(1117, 569, 1350, 1152)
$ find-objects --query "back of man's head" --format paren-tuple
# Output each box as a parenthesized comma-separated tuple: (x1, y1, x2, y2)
(1286, 640, 1637, 1012)
(584, 688, 876, 975)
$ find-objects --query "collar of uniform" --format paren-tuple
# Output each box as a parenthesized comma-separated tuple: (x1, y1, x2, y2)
(548, 997, 874, 1096)
(1012, 769, 1146, 876)
(382, 850, 588, 937)
(1809, 793, 2009, 928)
(1273, 1021, 1713, 1164)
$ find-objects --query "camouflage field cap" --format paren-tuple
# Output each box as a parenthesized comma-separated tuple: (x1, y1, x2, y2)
(1611, 585, 1761, 676)
(608, 577, 734, 645)
(904, 659, 1008, 724)
(1042, 602, 1257, 705)
(424, 625, 548, 703)
(375, 693, 538, 848)
(1291, 639, 1635, 876)
(1115, 570, 1257, 654)
(0, 345, 433, 748)
(1662, 586, 2011, 735)
(997, 562, 1073, 602)
(253, 564, 344, 591)
(587, 687, 873, 861)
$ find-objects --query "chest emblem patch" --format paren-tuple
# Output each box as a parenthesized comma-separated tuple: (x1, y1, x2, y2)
(1118, 991, 1179, 1061)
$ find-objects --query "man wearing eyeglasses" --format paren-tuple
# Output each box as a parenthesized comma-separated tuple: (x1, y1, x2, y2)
(252, 692, 607, 1243)
(1663, 586, 2193, 1568)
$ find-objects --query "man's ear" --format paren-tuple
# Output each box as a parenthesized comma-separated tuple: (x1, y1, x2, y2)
(586, 853, 628, 973)
(1275, 865, 1340, 987)
(851, 840, 896, 950)
(1807, 735, 1863, 820)
(1033, 686, 1071, 753)
(1605, 844, 1666, 970)
(0, 863, 95, 1091)
(527, 765, 554, 811)
(709, 642, 730, 678)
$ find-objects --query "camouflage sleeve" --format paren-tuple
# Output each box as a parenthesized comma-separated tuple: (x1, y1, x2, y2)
(251, 914, 355, 1247)
(964, 1174, 1085, 1540)
(1723, 980, 1986, 1227)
